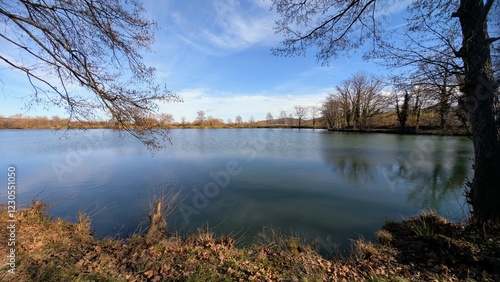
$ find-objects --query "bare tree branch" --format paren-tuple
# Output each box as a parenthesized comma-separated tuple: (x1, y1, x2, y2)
(0, 0, 181, 148)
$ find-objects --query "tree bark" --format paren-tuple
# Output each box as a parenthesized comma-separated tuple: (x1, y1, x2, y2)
(454, 0, 500, 222)
(414, 94, 421, 133)
(145, 201, 167, 244)
(439, 69, 451, 130)
(396, 91, 410, 130)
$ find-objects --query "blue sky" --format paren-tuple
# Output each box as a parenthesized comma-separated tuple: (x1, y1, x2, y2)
(0, 0, 410, 122)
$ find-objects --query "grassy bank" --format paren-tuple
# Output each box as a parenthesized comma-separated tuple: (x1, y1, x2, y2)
(1, 202, 498, 281)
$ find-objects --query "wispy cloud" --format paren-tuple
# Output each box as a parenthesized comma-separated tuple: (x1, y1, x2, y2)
(170, 0, 279, 56)
(375, 0, 413, 18)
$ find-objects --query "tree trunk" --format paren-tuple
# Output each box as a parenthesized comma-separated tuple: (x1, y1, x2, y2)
(415, 108, 421, 133)
(145, 201, 167, 244)
(439, 70, 450, 130)
(396, 91, 410, 130)
(414, 94, 421, 133)
(454, 0, 500, 222)
(354, 95, 361, 130)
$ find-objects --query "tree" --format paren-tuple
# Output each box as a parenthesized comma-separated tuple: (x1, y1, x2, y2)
(294, 105, 307, 128)
(272, 0, 500, 222)
(279, 110, 287, 126)
(196, 110, 206, 125)
(248, 116, 255, 126)
(394, 90, 410, 130)
(51, 115, 62, 122)
(389, 56, 462, 131)
(370, 2, 466, 131)
(235, 115, 243, 126)
(392, 77, 434, 132)
(412, 85, 435, 133)
(418, 59, 460, 130)
(266, 112, 274, 125)
(322, 95, 343, 130)
(0, 0, 180, 148)
(335, 72, 384, 130)
(157, 113, 174, 127)
(206, 116, 224, 127)
(288, 113, 294, 125)
(309, 105, 321, 129)
(337, 84, 353, 128)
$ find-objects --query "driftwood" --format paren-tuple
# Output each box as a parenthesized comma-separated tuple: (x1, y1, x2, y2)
(145, 200, 167, 244)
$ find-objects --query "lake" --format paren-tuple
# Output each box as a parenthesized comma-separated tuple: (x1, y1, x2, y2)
(0, 128, 473, 255)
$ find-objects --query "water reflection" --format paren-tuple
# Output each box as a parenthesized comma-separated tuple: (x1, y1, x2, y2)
(320, 133, 473, 215)
(323, 148, 374, 184)
(399, 138, 472, 213)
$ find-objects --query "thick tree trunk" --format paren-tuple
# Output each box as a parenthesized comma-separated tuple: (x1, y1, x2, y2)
(414, 107, 421, 133)
(455, 0, 500, 222)
(439, 83, 450, 130)
(396, 91, 410, 130)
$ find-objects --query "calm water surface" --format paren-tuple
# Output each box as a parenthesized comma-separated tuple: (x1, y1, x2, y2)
(0, 129, 473, 254)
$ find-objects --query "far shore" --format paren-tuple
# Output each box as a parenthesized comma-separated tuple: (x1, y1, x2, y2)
(1, 111, 470, 137)
(0, 124, 469, 137)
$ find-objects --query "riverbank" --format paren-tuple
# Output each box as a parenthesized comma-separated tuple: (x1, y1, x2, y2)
(1, 202, 498, 281)
(327, 126, 469, 136)
(1, 116, 469, 137)
(0, 125, 469, 137)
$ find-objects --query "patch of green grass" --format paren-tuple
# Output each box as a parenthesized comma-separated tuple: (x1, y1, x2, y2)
(78, 273, 124, 282)
(186, 265, 231, 282)
(403, 210, 446, 239)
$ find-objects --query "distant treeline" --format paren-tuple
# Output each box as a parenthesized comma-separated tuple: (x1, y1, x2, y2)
(0, 114, 313, 130)
(1, 109, 468, 135)
(0, 115, 112, 129)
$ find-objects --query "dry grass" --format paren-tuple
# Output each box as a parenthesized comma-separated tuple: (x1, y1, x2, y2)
(375, 230, 393, 245)
(351, 236, 379, 260)
(1, 203, 498, 281)
(402, 210, 448, 239)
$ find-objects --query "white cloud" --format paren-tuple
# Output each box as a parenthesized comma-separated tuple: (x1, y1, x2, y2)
(208, 1, 275, 47)
(383, 0, 413, 15)
(158, 88, 328, 122)
(169, 0, 279, 56)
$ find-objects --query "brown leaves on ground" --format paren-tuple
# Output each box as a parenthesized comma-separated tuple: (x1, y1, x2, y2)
(0, 203, 498, 281)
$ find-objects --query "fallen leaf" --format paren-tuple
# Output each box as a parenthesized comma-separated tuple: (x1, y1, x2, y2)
(144, 269, 155, 279)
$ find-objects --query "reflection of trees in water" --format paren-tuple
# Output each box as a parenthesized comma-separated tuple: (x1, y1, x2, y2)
(321, 135, 473, 210)
(402, 143, 472, 211)
(322, 148, 375, 184)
